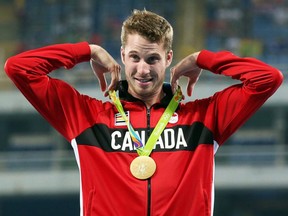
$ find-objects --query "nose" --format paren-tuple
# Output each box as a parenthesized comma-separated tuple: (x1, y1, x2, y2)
(137, 60, 150, 75)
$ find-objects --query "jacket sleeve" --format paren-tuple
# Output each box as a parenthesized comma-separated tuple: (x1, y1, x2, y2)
(196, 50, 283, 145)
(4, 42, 98, 141)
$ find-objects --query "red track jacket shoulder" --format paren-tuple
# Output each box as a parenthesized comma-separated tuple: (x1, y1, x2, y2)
(4, 42, 283, 216)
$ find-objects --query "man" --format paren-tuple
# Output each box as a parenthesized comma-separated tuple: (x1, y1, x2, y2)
(4, 9, 283, 216)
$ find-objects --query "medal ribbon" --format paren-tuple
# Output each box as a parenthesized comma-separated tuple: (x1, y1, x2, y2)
(109, 86, 182, 156)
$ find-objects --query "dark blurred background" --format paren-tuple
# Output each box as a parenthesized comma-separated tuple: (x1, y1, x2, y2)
(0, 0, 287, 215)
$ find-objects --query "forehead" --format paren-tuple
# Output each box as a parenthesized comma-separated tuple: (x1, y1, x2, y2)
(124, 34, 166, 54)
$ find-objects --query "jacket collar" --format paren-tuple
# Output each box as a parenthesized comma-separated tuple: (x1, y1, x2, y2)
(117, 80, 174, 107)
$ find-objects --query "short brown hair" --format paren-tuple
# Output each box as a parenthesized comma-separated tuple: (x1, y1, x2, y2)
(121, 9, 173, 52)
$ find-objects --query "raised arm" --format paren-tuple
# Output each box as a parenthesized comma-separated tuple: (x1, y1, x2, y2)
(172, 50, 283, 145)
(4, 42, 120, 140)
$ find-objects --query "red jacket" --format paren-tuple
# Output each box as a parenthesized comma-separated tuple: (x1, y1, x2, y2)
(4, 42, 283, 216)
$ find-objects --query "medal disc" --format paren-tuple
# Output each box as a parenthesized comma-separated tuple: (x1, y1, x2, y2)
(130, 156, 156, 180)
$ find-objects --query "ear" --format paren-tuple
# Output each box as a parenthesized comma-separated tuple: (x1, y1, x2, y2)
(120, 46, 125, 65)
(166, 50, 173, 67)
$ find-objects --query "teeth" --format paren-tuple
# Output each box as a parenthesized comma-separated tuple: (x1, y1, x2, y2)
(137, 78, 151, 83)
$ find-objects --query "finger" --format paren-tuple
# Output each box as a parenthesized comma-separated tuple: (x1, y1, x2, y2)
(97, 71, 107, 92)
(95, 64, 108, 92)
(187, 68, 202, 96)
(186, 78, 194, 97)
(90, 60, 107, 92)
(104, 65, 121, 97)
(107, 64, 121, 91)
(170, 67, 179, 93)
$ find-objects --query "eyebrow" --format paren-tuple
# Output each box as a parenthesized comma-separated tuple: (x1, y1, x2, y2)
(128, 50, 161, 57)
(128, 50, 138, 55)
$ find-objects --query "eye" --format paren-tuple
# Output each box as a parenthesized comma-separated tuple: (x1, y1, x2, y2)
(147, 55, 160, 64)
(129, 54, 140, 62)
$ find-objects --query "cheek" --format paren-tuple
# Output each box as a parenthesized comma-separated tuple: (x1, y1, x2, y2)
(125, 62, 138, 73)
(124, 64, 135, 77)
(155, 65, 166, 76)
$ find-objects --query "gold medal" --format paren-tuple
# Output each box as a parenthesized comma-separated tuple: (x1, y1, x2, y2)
(130, 156, 156, 180)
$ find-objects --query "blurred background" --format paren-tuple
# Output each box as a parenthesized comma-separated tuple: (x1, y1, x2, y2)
(0, 0, 287, 215)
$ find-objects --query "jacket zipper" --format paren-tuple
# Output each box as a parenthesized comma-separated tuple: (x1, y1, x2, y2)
(147, 178, 151, 216)
(146, 108, 151, 216)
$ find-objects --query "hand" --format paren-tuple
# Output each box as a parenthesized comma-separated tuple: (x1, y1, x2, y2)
(90, 45, 121, 96)
(170, 52, 202, 97)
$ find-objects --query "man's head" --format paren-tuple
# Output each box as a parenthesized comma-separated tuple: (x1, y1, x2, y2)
(120, 9, 174, 107)
(121, 9, 173, 53)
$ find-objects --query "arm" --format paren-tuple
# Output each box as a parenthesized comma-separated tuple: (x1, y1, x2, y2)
(4, 42, 120, 140)
(172, 50, 283, 145)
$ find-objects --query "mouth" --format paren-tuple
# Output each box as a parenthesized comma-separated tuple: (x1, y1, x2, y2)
(135, 78, 153, 83)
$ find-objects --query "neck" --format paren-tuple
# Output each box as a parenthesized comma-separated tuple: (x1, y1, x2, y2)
(129, 90, 165, 109)
(145, 93, 164, 109)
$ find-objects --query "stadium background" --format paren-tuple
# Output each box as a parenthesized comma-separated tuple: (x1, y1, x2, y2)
(0, 0, 287, 215)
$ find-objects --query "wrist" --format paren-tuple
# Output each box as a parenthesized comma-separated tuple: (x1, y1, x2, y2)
(89, 44, 101, 60)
